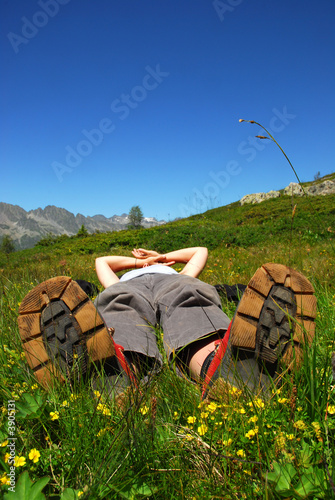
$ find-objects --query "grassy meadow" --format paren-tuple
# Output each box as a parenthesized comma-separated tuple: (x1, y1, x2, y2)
(0, 188, 334, 499)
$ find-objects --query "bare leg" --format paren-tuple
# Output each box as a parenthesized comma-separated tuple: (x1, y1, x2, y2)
(188, 340, 218, 382)
(179, 333, 222, 382)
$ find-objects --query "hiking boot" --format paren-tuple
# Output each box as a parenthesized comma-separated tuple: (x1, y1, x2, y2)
(202, 263, 317, 400)
(17, 276, 132, 390)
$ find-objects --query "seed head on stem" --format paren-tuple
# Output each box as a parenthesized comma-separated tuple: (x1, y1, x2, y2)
(239, 119, 256, 123)
(238, 118, 303, 188)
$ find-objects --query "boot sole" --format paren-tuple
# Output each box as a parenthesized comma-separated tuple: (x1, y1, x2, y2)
(18, 277, 115, 389)
(230, 263, 317, 372)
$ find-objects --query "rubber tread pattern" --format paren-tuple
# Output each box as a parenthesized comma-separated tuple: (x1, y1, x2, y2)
(18, 276, 115, 389)
(256, 285, 296, 365)
(41, 300, 87, 377)
(230, 263, 317, 371)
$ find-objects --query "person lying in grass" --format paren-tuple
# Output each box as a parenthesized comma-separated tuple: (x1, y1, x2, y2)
(18, 247, 317, 401)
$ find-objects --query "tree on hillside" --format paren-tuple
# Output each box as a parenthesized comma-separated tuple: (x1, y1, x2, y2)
(0, 234, 15, 254)
(77, 225, 89, 237)
(128, 206, 143, 229)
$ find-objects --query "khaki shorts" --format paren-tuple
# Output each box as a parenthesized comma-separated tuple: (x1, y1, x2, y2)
(95, 273, 230, 363)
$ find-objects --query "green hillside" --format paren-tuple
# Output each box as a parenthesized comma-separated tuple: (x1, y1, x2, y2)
(0, 188, 334, 499)
(1, 189, 334, 286)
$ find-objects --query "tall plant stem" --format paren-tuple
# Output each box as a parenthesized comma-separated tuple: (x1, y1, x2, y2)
(239, 119, 334, 254)
(239, 119, 308, 194)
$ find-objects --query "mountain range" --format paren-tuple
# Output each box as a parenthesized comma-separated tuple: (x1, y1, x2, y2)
(0, 203, 166, 250)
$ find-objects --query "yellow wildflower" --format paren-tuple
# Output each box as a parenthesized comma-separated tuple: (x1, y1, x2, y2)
(222, 439, 232, 446)
(245, 429, 256, 439)
(139, 405, 149, 416)
(31, 384, 38, 390)
(278, 398, 288, 404)
(286, 434, 294, 440)
(187, 416, 196, 424)
(239, 407, 246, 414)
(200, 411, 209, 420)
(14, 456, 26, 467)
(237, 449, 246, 458)
(293, 420, 306, 430)
(245, 427, 259, 440)
(61, 401, 69, 407)
(28, 449, 41, 463)
(275, 434, 286, 448)
(312, 422, 322, 440)
(197, 424, 208, 436)
(97, 403, 111, 416)
(50, 411, 59, 421)
(0, 440, 8, 447)
(254, 398, 265, 409)
(248, 415, 258, 424)
(229, 387, 242, 396)
(328, 405, 335, 415)
(0, 474, 10, 486)
(207, 402, 218, 413)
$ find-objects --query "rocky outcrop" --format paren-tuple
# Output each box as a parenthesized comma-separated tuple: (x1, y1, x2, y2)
(0, 203, 166, 250)
(282, 183, 305, 196)
(306, 180, 335, 196)
(283, 180, 335, 197)
(240, 190, 280, 205)
(240, 179, 335, 205)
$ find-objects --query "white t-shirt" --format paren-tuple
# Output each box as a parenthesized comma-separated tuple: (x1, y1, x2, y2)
(119, 264, 178, 282)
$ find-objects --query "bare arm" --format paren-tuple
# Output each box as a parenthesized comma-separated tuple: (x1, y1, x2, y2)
(95, 256, 137, 288)
(96, 247, 208, 289)
(167, 247, 208, 278)
(133, 247, 208, 278)
(95, 254, 175, 289)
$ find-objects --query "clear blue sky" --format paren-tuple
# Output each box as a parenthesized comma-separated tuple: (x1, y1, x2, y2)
(1, 0, 334, 221)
